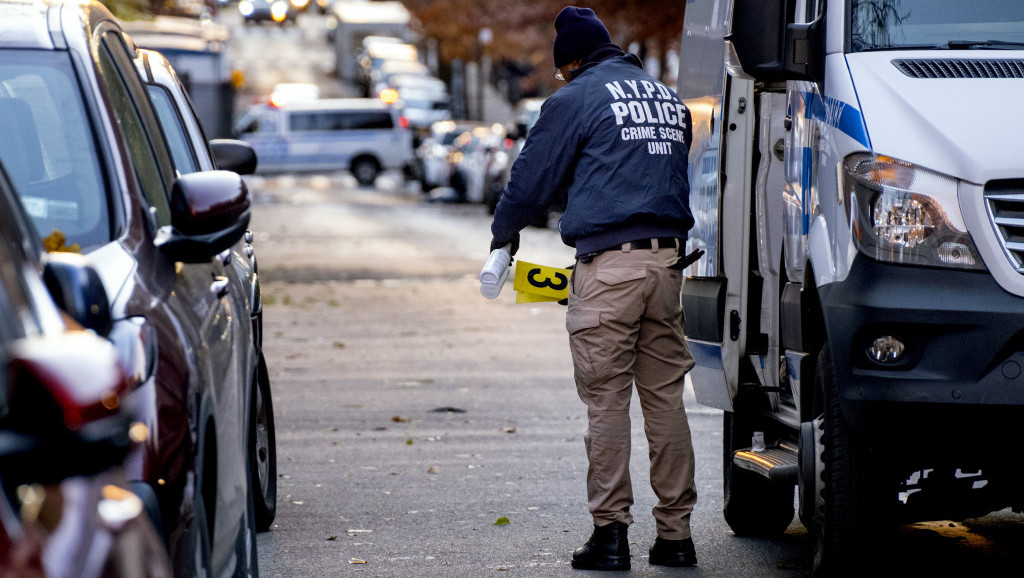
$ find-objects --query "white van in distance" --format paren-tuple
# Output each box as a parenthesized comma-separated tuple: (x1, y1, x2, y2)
(233, 98, 414, 185)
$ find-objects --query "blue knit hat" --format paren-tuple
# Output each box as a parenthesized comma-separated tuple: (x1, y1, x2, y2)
(553, 6, 613, 68)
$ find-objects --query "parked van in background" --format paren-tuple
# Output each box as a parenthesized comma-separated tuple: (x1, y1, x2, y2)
(677, 0, 1024, 575)
(233, 98, 414, 184)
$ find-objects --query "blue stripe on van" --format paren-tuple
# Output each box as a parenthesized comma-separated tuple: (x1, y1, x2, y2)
(799, 91, 870, 148)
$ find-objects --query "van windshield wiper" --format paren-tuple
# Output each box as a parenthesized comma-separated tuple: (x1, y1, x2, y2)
(856, 40, 1024, 52)
(945, 40, 1024, 50)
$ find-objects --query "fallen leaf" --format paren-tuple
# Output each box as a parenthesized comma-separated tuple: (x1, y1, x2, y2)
(501, 427, 517, 434)
(391, 416, 411, 423)
(326, 536, 337, 541)
(348, 558, 367, 564)
(430, 406, 467, 413)
(333, 341, 346, 349)
(494, 516, 510, 526)
(427, 465, 441, 474)
(406, 438, 414, 445)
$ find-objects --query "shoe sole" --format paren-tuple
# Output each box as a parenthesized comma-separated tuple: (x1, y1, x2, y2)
(649, 556, 697, 567)
(571, 557, 630, 571)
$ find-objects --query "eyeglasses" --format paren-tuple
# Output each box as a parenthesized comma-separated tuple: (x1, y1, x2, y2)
(553, 67, 566, 82)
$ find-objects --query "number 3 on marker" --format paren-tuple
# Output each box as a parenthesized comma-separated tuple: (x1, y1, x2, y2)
(527, 268, 568, 291)
(513, 260, 572, 300)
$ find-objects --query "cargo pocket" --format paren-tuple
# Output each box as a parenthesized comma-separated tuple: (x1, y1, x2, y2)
(566, 308, 602, 387)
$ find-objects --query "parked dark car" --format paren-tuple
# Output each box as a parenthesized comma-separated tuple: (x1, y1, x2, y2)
(0, 158, 173, 577)
(135, 46, 277, 533)
(0, 1, 259, 575)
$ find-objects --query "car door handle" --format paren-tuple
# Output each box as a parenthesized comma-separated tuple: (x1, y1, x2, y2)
(210, 275, 230, 298)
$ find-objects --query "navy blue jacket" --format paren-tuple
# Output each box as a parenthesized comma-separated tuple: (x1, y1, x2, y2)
(491, 53, 694, 256)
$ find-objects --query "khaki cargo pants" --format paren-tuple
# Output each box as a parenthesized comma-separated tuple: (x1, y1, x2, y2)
(566, 239, 697, 540)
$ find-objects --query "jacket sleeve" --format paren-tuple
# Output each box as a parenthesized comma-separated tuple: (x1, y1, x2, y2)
(490, 92, 582, 245)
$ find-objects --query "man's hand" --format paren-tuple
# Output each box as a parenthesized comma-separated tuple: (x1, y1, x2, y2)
(490, 232, 520, 257)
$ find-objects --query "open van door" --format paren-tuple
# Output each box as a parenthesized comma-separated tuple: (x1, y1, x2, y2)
(678, 0, 756, 412)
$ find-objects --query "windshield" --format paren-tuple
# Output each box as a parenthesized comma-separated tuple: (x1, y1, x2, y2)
(0, 50, 112, 251)
(850, 0, 1024, 52)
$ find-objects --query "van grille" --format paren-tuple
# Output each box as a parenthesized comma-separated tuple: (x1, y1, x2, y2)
(893, 59, 1024, 79)
(985, 180, 1024, 272)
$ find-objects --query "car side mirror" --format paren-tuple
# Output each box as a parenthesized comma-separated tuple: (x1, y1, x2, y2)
(155, 170, 251, 263)
(0, 332, 131, 485)
(43, 253, 112, 337)
(210, 139, 258, 175)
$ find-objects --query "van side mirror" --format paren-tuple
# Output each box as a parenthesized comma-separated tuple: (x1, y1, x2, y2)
(728, 0, 823, 83)
(42, 253, 112, 337)
(210, 139, 258, 175)
(155, 170, 251, 263)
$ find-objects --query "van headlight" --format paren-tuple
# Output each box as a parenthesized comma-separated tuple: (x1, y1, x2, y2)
(843, 152, 984, 270)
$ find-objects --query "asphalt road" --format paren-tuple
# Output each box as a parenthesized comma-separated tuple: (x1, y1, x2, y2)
(224, 11, 1024, 578)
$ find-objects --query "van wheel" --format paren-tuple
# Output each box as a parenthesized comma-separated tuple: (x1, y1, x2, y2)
(351, 157, 379, 186)
(811, 344, 893, 576)
(722, 411, 795, 536)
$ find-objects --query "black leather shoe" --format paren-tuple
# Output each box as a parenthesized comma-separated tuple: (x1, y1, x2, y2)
(571, 521, 630, 571)
(648, 536, 697, 567)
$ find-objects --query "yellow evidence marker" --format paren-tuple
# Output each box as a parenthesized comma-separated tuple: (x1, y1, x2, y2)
(513, 260, 572, 303)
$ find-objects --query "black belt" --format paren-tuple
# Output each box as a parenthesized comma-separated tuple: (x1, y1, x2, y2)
(578, 237, 680, 263)
(619, 237, 680, 251)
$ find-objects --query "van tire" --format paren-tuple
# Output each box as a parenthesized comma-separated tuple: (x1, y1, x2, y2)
(351, 157, 380, 186)
(812, 344, 893, 576)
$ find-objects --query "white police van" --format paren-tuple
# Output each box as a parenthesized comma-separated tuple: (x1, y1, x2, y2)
(233, 98, 414, 185)
(677, 0, 1024, 574)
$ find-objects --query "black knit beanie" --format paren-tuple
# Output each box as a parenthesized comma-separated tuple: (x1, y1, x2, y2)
(553, 6, 613, 68)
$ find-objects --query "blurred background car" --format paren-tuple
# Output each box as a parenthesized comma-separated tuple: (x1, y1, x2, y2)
(447, 123, 511, 204)
(238, 0, 295, 25)
(356, 39, 420, 96)
(0, 156, 172, 577)
(415, 120, 484, 194)
(0, 1, 260, 575)
(377, 73, 450, 132)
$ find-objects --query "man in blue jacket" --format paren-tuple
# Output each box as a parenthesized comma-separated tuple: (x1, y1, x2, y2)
(489, 6, 698, 571)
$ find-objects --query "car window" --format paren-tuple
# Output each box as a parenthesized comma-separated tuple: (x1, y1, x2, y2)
(0, 51, 112, 250)
(95, 32, 173, 227)
(147, 85, 199, 174)
(289, 110, 393, 131)
(234, 108, 275, 135)
(290, 111, 342, 132)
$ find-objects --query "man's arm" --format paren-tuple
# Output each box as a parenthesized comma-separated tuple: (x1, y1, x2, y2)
(490, 93, 581, 247)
